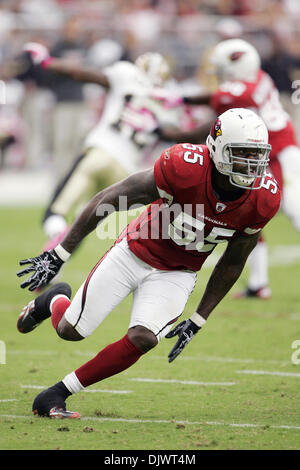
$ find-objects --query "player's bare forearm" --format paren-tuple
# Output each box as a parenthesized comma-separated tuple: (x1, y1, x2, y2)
(183, 93, 212, 105)
(195, 260, 244, 319)
(195, 232, 260, 320)
(0, 55, 32, 80)
(47, 58, 110, 88)
(60, 169, 159, 253)
(159, 122, 211, 144)
(17, 170, 158, 291)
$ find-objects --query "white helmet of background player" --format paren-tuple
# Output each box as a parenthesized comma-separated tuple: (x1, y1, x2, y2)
(206, 108, 271, 190)
(135, 52, 171, 86)
(209, 39, 261, 82)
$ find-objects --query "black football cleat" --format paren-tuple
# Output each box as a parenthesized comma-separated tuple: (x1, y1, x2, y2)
(17, 282, 71, 333)
(32, 382, 80, 419)
(17, 300, 38, 333)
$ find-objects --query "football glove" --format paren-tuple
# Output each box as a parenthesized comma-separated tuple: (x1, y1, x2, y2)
(17, 249, 64, 291)
(23, 42, 52, 68)
(166, 316, 204, 363)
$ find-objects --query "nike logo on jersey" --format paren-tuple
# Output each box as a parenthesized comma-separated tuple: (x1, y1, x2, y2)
(216, 202, 227, 212)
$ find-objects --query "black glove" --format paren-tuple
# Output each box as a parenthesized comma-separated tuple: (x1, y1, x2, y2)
(17, 249, 64, 291)
(166, 319, 201, 363)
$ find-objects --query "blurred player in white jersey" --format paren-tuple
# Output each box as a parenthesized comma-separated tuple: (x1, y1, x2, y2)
(163, 39, 300, 299)
(23, 44, 184, 251)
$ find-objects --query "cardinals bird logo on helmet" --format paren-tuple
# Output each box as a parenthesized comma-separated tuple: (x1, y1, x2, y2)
(211, 118, 222, 139)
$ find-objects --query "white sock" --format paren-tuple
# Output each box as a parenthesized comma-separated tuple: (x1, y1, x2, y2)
(248, 241, 269, 290)
(63, 371, 85, 394)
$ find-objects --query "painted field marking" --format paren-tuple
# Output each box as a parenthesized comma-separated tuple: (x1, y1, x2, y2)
(0, 399, 17, 403)
(289, 313, 300, 321)
(7, 349, 294, 368)
(151, 354, 291, 366)
(20, 385, 132, 394)
(4, 350, 296, 366)
(0, 413, 299, 431)
(202, 244, 300, 268)
(129, 378, 236, 386)
(84, 389, 132, 394)
(20, 385, 44, 390)
(9, 350, 57, 356)
(236, 370, 300, 378)
(74, 351, 292, 367)
(0, 304, 17, 311)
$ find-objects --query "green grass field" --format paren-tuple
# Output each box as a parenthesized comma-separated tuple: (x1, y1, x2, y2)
(0, 207, 300, 451)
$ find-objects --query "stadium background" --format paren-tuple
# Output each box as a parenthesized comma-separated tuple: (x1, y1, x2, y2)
(0, 0, 300, 451)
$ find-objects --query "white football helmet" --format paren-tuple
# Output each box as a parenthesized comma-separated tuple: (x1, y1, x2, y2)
(209, 39, 261, 82)
(135, 52, 171, 86)
(206, 108, 271, 190)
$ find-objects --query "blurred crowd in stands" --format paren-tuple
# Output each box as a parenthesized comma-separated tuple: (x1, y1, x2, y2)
(0, 0, 300, 174)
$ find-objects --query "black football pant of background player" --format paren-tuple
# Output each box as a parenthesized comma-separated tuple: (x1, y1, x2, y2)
(43, 152, 85, 237)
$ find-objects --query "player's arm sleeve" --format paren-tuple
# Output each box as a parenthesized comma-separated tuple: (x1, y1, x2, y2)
(154, 143, 204, 204)
(158, 122, 211, 145)
(184, 93, 211, 105)
(242, 216, 275, 236)
(242, 186, 281, 236)
(209, 90, 235, 114)
(153, 147, 177, 205)
(103, 61, 134, 90)
(210, 86, 255, 115)
(46, 59, 110, 88)
(60, 168, 159, 254)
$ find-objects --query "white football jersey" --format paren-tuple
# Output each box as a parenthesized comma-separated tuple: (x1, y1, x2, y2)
(84, 61, 182, 173)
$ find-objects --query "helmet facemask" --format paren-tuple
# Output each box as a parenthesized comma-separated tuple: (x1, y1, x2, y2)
(206, 108, 272, 191)
(221, 143, 271, 189)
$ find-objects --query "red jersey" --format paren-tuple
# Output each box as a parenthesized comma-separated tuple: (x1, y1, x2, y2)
(210, 70, 298, 160)
(122, 144, 281, 272)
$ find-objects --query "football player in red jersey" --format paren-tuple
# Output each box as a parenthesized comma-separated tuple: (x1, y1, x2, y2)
(17, 108, 280, 419)
(164, 39, 300, 299)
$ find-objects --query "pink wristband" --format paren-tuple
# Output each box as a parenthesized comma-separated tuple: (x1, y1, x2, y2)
(41, 57, 54, 69)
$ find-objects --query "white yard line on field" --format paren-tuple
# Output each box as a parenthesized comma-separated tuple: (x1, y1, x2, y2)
(20, 385, 132, 394)
(151, 354, 291, 366)
(9, 350, 57, 356)
(202, 244, 300, 268)
(289, 313, 300, 320)
(84, 389, 132, 394)
(236, 370, 300, 378)
(20, 385, 45, 389)
(0, 413, 299, 430)
(8, 349, 293, 366)
(0, 399, 17, 403)
(129, 378, 236, 386)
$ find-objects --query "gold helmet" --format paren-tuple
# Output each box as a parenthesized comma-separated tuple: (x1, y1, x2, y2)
(135, 52, 171, 86)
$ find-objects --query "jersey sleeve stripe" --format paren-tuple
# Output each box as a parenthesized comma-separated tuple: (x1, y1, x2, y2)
(156, 187, 173, 204)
